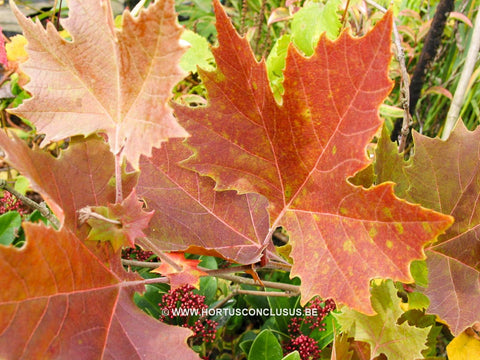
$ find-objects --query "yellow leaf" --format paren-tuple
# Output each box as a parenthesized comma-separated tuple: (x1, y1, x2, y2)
(6, 35, 28, 63)
(447, 329, 480, 360)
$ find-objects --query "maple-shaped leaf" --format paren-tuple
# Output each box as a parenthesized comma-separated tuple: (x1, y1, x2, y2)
(85, 189, 154, 251)
(335, 280, 431, 359)
(0, 131, 137, 236)
(10, 0, 188, 168)
(151, 252, 208, 289)
(173, 0, 453, 312)
(136, 139, 270, 264)
(0, 223, 198, 359)
(377, 122, 480, 335)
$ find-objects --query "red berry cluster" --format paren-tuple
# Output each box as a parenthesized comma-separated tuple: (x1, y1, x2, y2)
(283, 297, 336, 360)
(121, 247, 156, 262)
(158, 284, 218, 345)
(284, 334, 321, 360)
(304, 297, 336, 330)
(0, 191, 28, 216)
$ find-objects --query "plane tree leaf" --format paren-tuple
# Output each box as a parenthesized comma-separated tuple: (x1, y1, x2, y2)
(378, 122, 480, 335)
(335, 280, 431, 360)
(136, 139, 270, 264)
(0, 131, 137, 237)
(85, 189, 154, 251)
(10, 0, 188, 168)
(173, 0, 453, 312)
(151, 252, 208, 289)
(0, 223, 198, 359)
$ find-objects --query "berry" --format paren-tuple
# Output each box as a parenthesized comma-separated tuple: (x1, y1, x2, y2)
(158, 284, 218, 344)
(121, 246, 156, 262)
(0, 191, 28, 216)
(284, 334, 321, 360)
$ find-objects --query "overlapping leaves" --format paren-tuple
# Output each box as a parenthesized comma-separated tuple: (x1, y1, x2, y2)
(10, 0, 188, 168)
(174, 0, 452, 312)
(376, 122, 480, 335)
(0, 133, 198, 358)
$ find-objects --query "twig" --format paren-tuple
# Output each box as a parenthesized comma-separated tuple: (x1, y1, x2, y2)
(136, 237, 183, 272)
(122, 259, 159, 268)
(216, 273, 300, 294)
(364, 0, 412, 153)
(442, 7, 480, 140)
(0, 179, 60, 228)
(120, 258, 300, 294)
(212, 292, 235, 310)
(235, 289, 297, 297)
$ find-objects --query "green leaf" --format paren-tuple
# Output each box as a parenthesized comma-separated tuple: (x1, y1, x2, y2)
(266, 34, 291, 101)
(291, 0, 341, 56)
(267, 290, 299, 335)
(180, 29, 214, 73)
(410, 259, 429, 288)
(13, 176, 29, 196)
(0, 212, 22, 246)
(282, 351, 301, 360)
(248, 329, 283, 360)
(335, 280, 431, 360)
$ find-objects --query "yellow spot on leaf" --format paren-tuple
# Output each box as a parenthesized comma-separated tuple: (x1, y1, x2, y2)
(395, 223, 404, 234)
(343, 240, 355, 253)
(422, 222, 432, 233)
(382, 207, 392, 219)
(369, 227, 378, 239)
(332, 145, 337, 155)
(386, 240, 393, 249)
(340, 207, 348, 215)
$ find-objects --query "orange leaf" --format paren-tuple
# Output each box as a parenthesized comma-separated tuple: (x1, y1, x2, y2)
(174, 0, 453, 312)
(152, 252, 208, 289)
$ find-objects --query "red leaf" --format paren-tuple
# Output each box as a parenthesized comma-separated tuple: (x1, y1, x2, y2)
(0, 223, 198, 359)
(10, 0, 188, 168)
(151, 252, 208, 289)
(137, 139, 270, 264)
(173, 1, 453, 312)
(0, 132, 137, 236)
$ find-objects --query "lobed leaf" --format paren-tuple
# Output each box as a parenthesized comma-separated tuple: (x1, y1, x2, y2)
(335, 280, 431, 359)
(383, 122, 480, 335)
(0, 223, 197, 359)
(173, 0, 453, 312)
(10, 0, 188, 168)
(0, 132, 137, 235)
(136, 139, 270, 264)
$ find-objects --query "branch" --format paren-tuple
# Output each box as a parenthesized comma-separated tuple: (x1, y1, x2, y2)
(442, 7, 480, 139)
(215, 273, 300, 294)
(0, 180, 60, 228)
(364, 0, 412, 153)
(120, 258, 301, 294)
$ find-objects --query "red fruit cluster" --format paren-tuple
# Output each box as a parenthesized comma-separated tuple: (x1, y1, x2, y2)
(0, 191, 28, 216)
(284, 334, 321, 360)
(305, 298, 336, 330)
(283, 297, 336, 359)
(158, 284, 218, 344)
(121, 246, 156, 262)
